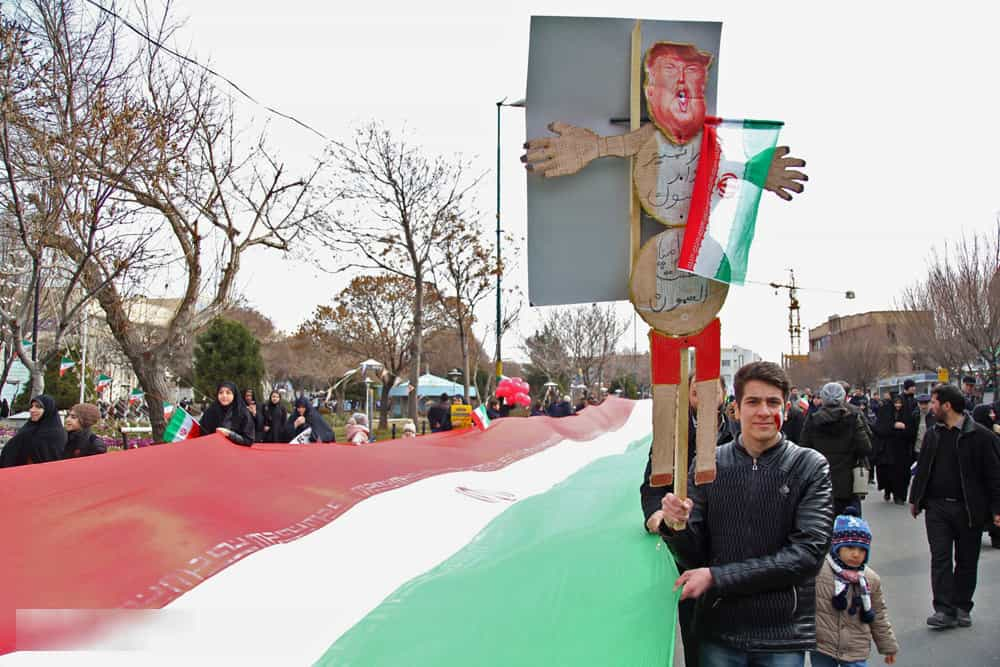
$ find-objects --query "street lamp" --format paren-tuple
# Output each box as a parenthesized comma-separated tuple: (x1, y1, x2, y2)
(359, 359, 383, 436)
(495, 96, 526, 383)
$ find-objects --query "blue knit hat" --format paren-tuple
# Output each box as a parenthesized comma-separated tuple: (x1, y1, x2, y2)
(831, 508, 872, 564)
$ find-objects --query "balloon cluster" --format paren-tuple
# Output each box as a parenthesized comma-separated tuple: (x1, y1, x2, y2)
(496, 377, 532, 408)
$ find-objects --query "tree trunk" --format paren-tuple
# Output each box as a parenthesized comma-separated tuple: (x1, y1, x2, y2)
(409, 276, 423, 421)
(29, 367, 44, 399)
(0, 345, 15, 398)
(378, 375, 394, 431)
(459, 322, 470, 404)
(134, 361, 171, 442)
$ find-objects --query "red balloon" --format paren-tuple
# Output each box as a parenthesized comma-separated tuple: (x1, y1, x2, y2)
(514, 392, 531, 407)
(496, 381, 514, 398)
(518, 380, 531, 394)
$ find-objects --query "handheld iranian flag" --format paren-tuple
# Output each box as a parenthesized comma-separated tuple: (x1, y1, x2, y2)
(95, 374, 112, 393)
(128, 388, 144, 404)
(470, 404, 491, 431)
(678, 117, 783, 285)
(162, 405, 201, 442)
(59, 357, 76, 377)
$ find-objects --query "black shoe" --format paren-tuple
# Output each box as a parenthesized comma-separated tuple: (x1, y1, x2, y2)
(927, 611, 958, 629)
(894, 498, 905, 505)
(956, 609, 972, 627)
(884, 491, 891, 502)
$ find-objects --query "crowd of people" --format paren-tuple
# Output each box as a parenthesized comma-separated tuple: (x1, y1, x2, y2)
(0, 376, 610, 467)
(643, 362, 1000, 667)
(1, 360, 998, 667)
(0, 397, 106, 467)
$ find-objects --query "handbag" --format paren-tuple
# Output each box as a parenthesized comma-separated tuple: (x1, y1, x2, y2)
(852, 461, 870, 496)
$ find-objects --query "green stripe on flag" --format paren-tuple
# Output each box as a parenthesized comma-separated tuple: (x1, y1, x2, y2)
(317, 434, 679, 666)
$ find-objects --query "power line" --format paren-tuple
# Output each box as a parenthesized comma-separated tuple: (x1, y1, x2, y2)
(82, 0, 331, 142)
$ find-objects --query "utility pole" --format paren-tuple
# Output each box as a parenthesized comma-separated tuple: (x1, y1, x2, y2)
(494, 97, 526, 383)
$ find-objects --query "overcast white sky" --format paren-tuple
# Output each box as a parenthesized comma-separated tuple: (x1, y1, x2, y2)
(165, 0, 1000, 364)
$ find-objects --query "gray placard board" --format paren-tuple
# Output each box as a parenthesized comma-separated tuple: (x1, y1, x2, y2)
(526, 16, 721, 306)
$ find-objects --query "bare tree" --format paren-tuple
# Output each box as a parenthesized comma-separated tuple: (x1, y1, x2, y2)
(0, 1, 148, 396)
(16, 0, 322, 439)
(899, 222, 1000, 390)
(312, 122, 481, 420)
(533, 304, 631, 390)
(522, 319, 570, 386)
(820, 335, 889, 393)
(297, 274, 433, 429)
(428, 216, 505, 402)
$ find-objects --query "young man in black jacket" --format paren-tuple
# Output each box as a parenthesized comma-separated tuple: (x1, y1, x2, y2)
(639, 374, 732, 667)
(909, 383, 1000, 629)
(659, 361, 833, 666)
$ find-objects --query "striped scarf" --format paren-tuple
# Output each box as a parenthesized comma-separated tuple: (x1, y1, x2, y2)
(827, 554, 874, 624)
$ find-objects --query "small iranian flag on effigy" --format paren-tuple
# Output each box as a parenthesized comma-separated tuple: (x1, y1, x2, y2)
(678, 117, 783, 285)
(470, 404, 491, 431)
(59, 357, 76, 377)
(163, 406, 201, 443)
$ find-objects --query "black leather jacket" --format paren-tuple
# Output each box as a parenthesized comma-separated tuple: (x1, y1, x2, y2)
(661, 437, 833, 652)
(909, 416, 1000, 528)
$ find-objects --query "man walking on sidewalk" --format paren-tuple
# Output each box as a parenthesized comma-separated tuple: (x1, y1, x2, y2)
(909, 383, 1000, 629)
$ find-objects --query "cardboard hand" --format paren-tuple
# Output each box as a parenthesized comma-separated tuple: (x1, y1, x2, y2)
(522, 122, 600, 178)
(764, 146, 808, 201)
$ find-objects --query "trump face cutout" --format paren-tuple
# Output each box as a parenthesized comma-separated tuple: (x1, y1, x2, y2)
(644, 42, 712, 146)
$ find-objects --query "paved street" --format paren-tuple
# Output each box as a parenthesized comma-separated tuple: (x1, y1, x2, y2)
(673, 493, 1000, 666)
(857, 494, 999, 667)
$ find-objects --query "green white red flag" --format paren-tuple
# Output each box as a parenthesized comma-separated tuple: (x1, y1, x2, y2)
(162, 405, 200, 442)
(95, 374, 112, 392)
(471, 404, 491, 431)
(679, 117, 783, 285)
(59, 357, 76, 377)
(0, 399, 669, 664)
(128, 388, 144, 404)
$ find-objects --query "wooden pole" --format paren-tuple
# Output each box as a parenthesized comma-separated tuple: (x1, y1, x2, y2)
(668, 348, 690, 531)
(629, 21, 642, 267)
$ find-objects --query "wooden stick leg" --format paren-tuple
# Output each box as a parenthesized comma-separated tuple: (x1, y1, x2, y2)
(650, 384, 678, 487)
(694, 378, 721, 485)
(669, 349, 691, 531)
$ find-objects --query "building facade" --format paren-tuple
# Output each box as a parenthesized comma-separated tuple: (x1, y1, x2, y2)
(720, 346, 763, 394)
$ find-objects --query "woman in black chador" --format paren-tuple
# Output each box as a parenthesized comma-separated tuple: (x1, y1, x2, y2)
(0, 394, 67, 467)
(261, 390, 287, 443)
(200, 381, 256, 446)
(284, 396, 335, 443)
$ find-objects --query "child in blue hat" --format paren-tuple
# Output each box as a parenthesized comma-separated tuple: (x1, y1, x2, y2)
(812, 508, 899, 666)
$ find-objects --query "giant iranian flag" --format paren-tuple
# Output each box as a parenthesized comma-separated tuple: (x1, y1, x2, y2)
(0, 399, 677, 665)
(678, 117, 783, 285)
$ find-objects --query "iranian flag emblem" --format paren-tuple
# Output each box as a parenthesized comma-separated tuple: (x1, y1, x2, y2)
(95, 374, 112, 392)
(59, 357, 76, 377)
(679, 117, 783, 285)
(163, 406, 201, 443)
(470, 404, 491, 431)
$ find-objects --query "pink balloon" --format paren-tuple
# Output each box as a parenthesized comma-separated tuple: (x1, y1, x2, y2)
(514, 392, 531, 407)
(496, 381, 514, 398)
(518, 380, 531, 394)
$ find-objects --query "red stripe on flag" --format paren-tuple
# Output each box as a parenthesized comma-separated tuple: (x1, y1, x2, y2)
(678, 117, 722, 272)
(0, 399, 635, 654)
